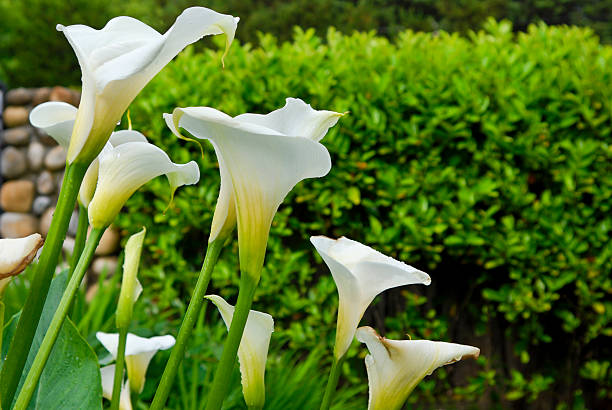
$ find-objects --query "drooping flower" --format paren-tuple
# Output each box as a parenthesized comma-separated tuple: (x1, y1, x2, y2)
(116, 228, 146, 329)
(100, 365, 132, 410)
(205, 295, 274, 409)
(164, 98, 343, 277)
(97, 332, 176, 393)
(0, 234, 44, 296)
(57, 7, 239, 164)
(87, 140, 199, 229)
(356, 326, 480, 410)
(310, 236, 431, 359)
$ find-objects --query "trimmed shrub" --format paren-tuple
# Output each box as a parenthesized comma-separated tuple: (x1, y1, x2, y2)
(2, 0, 612, 86)
(115, 20, 612, 408)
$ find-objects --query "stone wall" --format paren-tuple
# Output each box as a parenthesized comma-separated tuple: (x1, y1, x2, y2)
(1, 87, 120, 276)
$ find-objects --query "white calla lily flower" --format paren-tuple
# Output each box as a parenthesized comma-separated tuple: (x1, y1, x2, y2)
(0, 234, 44, 281)
(57, 7, 239, 164)
(97, 332, 176, 393)
(30, 101, 150, 208)
(165, 98, 342, 277)
(87, 141, 199, 228)
(205, 295, 274, 409)
(356, 326, 480, 410)
(310, 236, 431, 359)
(80, 129, 149, 207)
(100, 365, 132, 410)
(116, 228, 145, 328)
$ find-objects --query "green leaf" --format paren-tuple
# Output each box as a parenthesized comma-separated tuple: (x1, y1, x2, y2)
(2, 270, 102, 409)
(347, 186, 361, 205)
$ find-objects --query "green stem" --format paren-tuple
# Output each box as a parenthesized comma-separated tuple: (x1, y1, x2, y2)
(0, 161, 88, 408)
(205, 273, 258, 410)
(12, 227, 105, 410)
(69, 203, 89, 278)
(0, 300, 4, 408)
(150, 239, 224, 410)
(110, 327, 128, 410)
(320, 355, 346, 410)
(0, 300, 5, 364)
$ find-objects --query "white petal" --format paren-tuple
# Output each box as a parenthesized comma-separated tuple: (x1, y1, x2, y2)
(29, 101, 77, 149)
(108, 130, 148, 146)
(206, 295, 274, 408)
(124, 333, 175, 357)
(79, 130, 148, 207)
(100, 365, 132, 410)
(59, 8, 237, 92)
(356, 327, 479, 410)
(124, 333, 175, 393)
(0, 234, 44, 279)
(97, 332, 175, 394)
(170, 106, 332, 276)
(57, 7, 238, 163)
(116, 228, 146, 328)
(208, 147, 236, 242)
(97, 332, 120, 358)
(79, 157, 99, 208)
(310, 236, 430, 359)
(235, 98, 343, 142)
(125, 350, 155, 394)
(100, 364, 115, 399)
(97, 331, 175, 358)
(87, 141, 200, 228)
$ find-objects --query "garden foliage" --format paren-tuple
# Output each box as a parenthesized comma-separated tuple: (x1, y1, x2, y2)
(1, 0, 612, 86)
(109, 20, 612, 408)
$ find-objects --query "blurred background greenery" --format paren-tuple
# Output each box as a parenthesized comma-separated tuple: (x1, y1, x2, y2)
(1, 1, 611, 409)
(1, 0, 612, 86)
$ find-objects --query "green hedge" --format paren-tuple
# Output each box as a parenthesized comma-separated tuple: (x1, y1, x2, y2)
(2, 0, 612, 86)
(115, 20, 612, 407)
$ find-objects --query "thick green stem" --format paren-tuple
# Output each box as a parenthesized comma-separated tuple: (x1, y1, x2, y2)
(0, 300, 4, 408)
(320, 355, 346, 410)
(150, 239, 224, 410)
(69, 203, 89, 278)
(13, 227, 105, 410)
(0, 161, 88, 408)
(206, 273, 258, 410)
(110, 327, 128, 410)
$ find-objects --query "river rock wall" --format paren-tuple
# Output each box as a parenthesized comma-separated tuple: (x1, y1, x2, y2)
(1, 86, 120, 276)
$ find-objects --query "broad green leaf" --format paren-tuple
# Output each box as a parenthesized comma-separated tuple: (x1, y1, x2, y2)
(2, 270, 102, 409)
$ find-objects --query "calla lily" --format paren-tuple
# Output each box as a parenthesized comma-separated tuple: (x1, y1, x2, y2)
(165, 98, 342, 277)
(0, 234, 44, 282)
(57, 7, 239, 164)
(30, 101, 150, 208)
(205, 295, 274, 409)
(356, 326, 480, 410)
(100, 365, 132, 410)
(116, 228, 145, 329)
(87, 140, 199, 228)
(80, 130, 149, 207)
(310, 236, 431, 359)
(97, 332, 176, 393)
